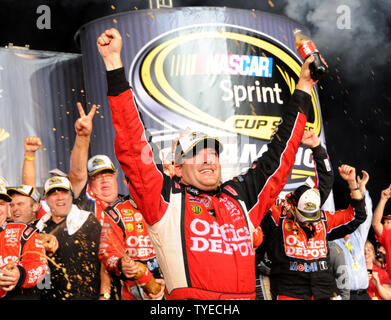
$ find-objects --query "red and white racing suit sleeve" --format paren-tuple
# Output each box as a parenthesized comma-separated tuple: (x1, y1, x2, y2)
(326, 197, 367, 240)
(107, 68, 170, 226)
(18, 231, 48, 289)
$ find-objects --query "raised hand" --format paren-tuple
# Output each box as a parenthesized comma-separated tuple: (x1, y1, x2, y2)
(357, 170, 370, 194)
(74, 102, 96, 137)
(301, 129, 320, 148)
(96, 28, 123, 71)
(338, 164, 356, 183)
(296, 55, 328, 95)
(380, 184, 391, 201)
(24, 136, 42, 154)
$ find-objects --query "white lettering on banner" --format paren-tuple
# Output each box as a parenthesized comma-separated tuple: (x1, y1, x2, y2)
(220, 79, 283, 108)
(189, 219, 253, 256)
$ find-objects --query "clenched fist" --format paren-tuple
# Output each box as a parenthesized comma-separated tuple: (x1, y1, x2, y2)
(97, 28, 124, 71)
(24, 136, 42, 154)
(301, 129, 320, 148)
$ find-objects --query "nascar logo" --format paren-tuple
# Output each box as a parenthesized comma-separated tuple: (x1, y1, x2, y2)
(131, 24, 321, 141)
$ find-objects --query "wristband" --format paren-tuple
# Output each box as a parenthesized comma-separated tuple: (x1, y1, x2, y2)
(24, 155, 35, 161)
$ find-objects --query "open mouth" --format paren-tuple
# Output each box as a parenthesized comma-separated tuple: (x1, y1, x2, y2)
(199, 167, 215, 175)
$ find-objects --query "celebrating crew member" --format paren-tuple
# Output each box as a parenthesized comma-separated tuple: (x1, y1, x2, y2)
(372, 184, 391, 279)
(37, 176, 101, 300)
(97, 27, 323, 300)
(261, 164, 366, 300)
(0, 184, 48, 300)
(68, 101, 127, 299)
(7, 185, 41, 225)
(333, 170, 373, 300)
(99, 176, 165, 300)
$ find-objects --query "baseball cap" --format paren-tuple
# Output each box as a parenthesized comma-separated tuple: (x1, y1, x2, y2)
(0, 184, 11, 202)
(44, 176, 72, 196)
(174, 131, 223, 163)
(383, 214, 391, 220)
(49, 168, 68, 177)
(292, 185, 321, 223)
(87, 155, 116, 177)
(7, 185, 40, 203)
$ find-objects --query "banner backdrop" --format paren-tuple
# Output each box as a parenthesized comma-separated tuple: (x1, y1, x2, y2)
(0, 48, 84, 189)
(78, 7, 333, 207)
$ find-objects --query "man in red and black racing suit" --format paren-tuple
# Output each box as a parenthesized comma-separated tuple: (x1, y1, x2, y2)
(99, 195, 163, 300)
(98, 28, 322, 300)
(261, 163, 366, 300)
(0, 185, 48, 299)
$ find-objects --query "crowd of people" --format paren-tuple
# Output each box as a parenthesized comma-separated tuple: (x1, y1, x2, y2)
(0, 27, 390, 300)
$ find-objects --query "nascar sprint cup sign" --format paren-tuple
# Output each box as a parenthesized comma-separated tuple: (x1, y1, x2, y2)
(79, 7, 328, 198)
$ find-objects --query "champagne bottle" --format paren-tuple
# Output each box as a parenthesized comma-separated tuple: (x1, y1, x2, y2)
(124, 256, 161, 295)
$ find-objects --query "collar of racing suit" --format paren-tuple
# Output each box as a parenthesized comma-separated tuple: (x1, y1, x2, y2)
(184, 184, 222, 197)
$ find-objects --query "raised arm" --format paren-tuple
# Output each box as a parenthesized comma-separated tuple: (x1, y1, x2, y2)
(327, 165, 367, 240)
(230, 56, 324, 228)
(68, 102, 97, 198)
(22, 136, 42, 187)
(97, 28, 170, 225)
(372, 184, 391, 237)
(301, 129, 333, 206)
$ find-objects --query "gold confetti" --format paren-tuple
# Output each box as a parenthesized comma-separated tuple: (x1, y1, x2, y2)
(113, 18, 118, 24)
(111, 5, 116, 10)
(126, 33, 130, 38)
(52, 128, 56, 131)
(251, 9, 256, 18)
(268, 0, 275, 7)
(149, 13, 155, 19)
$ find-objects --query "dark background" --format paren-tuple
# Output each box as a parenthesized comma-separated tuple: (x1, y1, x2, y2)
(0, 0, 390, 212)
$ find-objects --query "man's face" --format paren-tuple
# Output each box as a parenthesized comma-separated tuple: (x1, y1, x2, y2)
(0, 199, 8, 224)
(10, 193, 38, 224)
(89, 170, 118, 204)
(45, 189, 73, 219)
(176, 147, 221, 191)
(384, 219, 391, 231)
